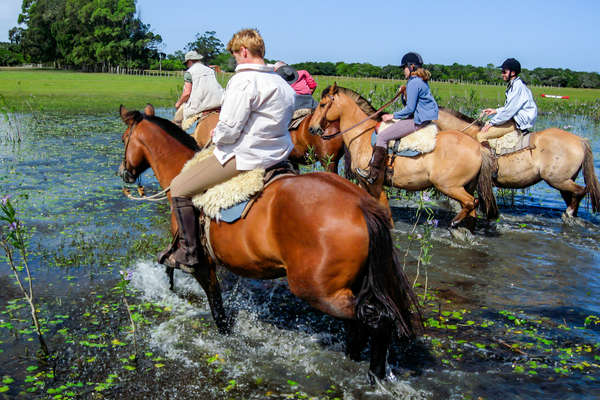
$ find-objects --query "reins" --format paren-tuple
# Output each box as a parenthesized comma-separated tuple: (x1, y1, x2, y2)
(321, 89, 403, 140)
(120, 119, 170, 202)
(460, 111, 486, 132)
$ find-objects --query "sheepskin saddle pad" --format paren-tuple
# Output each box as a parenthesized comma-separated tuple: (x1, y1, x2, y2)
(378, 121, 438, 155)
(179, 147, 265, 222)
(289, 108, 312, 130)
(486, 130, 532, 156)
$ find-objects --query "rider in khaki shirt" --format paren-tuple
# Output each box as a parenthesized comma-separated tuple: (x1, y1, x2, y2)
(160, 29, 295, 274)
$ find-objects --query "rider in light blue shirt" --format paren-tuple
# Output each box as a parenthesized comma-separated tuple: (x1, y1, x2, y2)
(482, 58, 537, 133)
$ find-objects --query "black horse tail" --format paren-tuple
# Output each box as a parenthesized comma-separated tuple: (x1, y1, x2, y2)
(356, 197, 423, 338)
(477, 146, 499, 220)
(583, 139, 600, 213)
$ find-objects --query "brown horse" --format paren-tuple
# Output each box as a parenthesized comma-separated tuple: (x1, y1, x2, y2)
(191, 110, 345, 174)
(435, 108, 600, 218)
(309, 84, 498, 227)
(118, 104, 422, 379)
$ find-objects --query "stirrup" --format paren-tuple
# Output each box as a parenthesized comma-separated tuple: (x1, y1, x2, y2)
(355, 168, 376, 185)
(162, 251, 198, 274)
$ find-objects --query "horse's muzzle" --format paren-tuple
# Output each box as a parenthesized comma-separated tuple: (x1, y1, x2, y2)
(118, 162, 137, 184)
(309, 126, 323, 136)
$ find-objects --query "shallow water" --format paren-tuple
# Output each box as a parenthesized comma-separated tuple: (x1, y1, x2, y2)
(0, 109, 599, 399)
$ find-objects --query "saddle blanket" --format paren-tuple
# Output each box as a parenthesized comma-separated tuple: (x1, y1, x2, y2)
(179, 147, 265, 222)
(487, 130, 532, 155)
(289, 108, 312, 130)
(378, 120, 438, 154)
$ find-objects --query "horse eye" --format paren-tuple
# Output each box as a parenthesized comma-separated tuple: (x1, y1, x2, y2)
(320, 103, 325, 107)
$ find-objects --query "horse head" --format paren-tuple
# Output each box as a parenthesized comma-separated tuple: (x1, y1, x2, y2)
(309, 82, 343, 136)
(118, 105, 149, 183)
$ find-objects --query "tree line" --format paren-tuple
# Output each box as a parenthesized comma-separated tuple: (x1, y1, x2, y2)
(2, 1, 600, 89)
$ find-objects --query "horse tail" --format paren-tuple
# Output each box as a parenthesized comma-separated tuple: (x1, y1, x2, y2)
(477, 147, 499, 220)
(343, 143, 356, 180)
(356, 197, 423, 338)
(582, 140, 600, 213)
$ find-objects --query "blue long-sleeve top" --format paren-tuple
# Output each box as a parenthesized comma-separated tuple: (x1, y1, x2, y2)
(490, 77, 537, 130)
(393, 76, 439, 125)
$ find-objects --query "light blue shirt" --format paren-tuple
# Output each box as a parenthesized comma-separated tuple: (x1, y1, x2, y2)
(490, 77, 537, 130)
(393, 76, 439, 125)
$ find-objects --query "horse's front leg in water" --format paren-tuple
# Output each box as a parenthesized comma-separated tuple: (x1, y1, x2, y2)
(166, 266, 174, 291)
(192, 265, 233, 334)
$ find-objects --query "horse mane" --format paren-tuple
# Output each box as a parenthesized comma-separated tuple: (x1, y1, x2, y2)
(321, 85, 378, 117)
(124, 110, 200, 151)
(439, 106, 483, 127)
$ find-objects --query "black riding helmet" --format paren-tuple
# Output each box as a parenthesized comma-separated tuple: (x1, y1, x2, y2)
(400, 52, 423, 70)
(499, 58, 521, 75)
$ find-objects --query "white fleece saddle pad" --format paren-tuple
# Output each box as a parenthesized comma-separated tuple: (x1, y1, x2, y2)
(378, 120, 438, 154)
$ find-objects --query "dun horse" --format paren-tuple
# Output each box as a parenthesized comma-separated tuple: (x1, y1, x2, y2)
(191, 111, 345, 174)
(309, 84, 498, 227)
(436, 108, 600, 218)
(118, 104, 422, 379)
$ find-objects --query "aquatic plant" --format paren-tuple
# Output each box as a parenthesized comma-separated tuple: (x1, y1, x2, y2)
(0, 195, 49, 356)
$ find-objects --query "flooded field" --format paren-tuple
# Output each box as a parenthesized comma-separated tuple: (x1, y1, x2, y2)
(0, 109, 599, 399)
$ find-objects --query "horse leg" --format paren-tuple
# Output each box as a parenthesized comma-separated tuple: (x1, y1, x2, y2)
(166, 266, 174, 291)
(191, 264, 232, 334)
(439, 186, 476, 228)
(368, 318, 393, 382)
(553, 180, 586, 218)
(345, 319, 368, 361)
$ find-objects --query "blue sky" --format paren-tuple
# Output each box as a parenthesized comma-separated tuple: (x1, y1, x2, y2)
(2, 0, 599, 73)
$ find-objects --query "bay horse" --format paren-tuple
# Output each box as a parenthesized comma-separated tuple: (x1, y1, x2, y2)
(117, 104, 422, 380)
(309, 83, 498, 228)
(191, 110, 345, 174)
(435, 108, 600, 218)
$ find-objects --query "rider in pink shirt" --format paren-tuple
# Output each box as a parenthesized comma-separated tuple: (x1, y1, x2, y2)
(291, 70, 317, 95)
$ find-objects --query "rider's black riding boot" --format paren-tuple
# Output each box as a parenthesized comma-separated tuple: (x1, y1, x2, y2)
(356, 145, 387, 185)
(161, 197, 201, 274)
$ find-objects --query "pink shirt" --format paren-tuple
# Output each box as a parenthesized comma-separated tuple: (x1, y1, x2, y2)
(290, 70, 317, 95)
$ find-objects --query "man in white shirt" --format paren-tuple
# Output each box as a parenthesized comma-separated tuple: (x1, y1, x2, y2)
(482, 58, 538, 134)
(173, 50, 224, 129)
(161, 29, 295, 273)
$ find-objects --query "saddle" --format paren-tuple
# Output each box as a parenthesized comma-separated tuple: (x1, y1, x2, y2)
(182, 107, 221, 131)
(288, 108, 312, 130)
(179, 148, 297, 264)
(483, 129, 533, 156)
(376, 120, 438, 155)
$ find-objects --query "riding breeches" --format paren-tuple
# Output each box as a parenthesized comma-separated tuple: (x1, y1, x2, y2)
(375, 119, 417, 147)
(170, 154, 241, 198)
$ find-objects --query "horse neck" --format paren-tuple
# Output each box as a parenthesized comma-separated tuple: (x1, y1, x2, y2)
(139, 122, 196, 188)
(337, 95, 377, 164)
(437, 110, 479, 139)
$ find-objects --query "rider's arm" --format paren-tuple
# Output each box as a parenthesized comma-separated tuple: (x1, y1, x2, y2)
(212, 78, 254, 145)
(489, 84, 528, 126)
(175, 82, 192, 109)
(304, 71, 317, 91)
(393, 81, 418, 119)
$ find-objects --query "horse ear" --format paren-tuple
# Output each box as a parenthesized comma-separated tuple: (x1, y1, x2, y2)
(331, 82, 338, 94)
(120, 105, 129, 122)
(144, 104, 155, 117)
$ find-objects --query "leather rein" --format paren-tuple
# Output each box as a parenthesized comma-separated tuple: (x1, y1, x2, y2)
(320, 89, 403, 140)
(120, 120, 170, 202)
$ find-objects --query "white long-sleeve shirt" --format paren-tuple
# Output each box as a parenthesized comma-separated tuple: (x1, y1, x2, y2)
(212, 63, 295, 170)
(490, 77, 538, 130)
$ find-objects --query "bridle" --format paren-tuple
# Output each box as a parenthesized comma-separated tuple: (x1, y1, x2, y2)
(120, 119, 170, 202)
(318, 89, 403, 140)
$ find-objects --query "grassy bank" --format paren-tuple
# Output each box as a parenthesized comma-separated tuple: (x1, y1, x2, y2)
(1, 69, 599, 119)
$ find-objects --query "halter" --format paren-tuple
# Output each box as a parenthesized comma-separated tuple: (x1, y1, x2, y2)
(319, 89, 403, 140)
(120, 119, 170, 202)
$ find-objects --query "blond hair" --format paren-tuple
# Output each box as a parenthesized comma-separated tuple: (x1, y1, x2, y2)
(411, 68, 431, 82)
(227, 29, 265, 58)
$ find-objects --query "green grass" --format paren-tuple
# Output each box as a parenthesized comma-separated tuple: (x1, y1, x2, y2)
(1, 69, 599, 118)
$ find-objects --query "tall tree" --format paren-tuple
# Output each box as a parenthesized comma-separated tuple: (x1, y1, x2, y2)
(185, 31, 224, 64)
